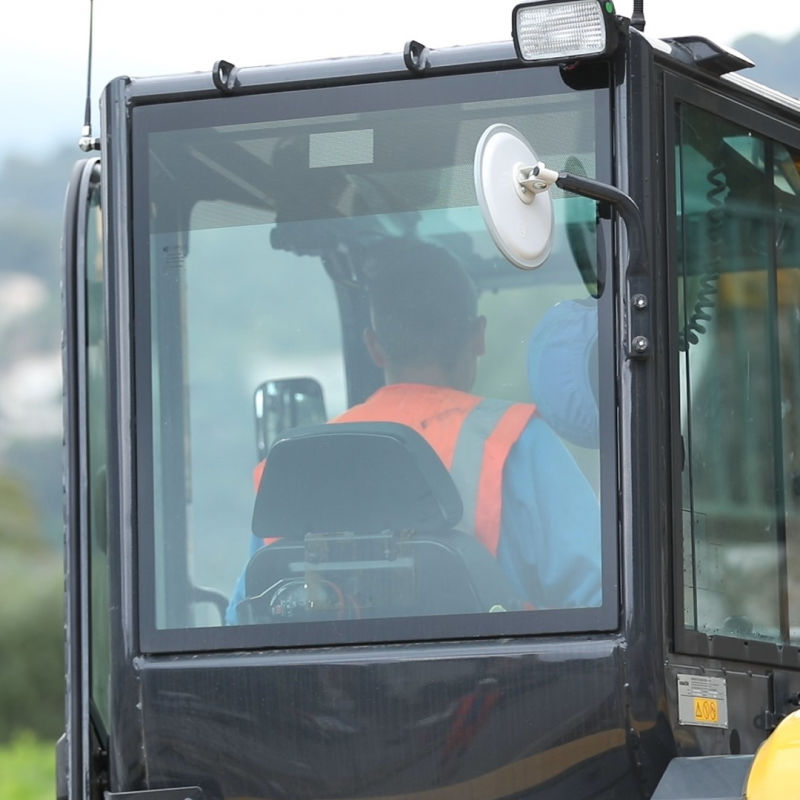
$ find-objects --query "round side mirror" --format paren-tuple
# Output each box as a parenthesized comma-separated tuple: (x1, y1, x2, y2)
(473, 123, 554, 270)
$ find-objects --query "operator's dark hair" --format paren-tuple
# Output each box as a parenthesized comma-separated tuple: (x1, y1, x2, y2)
(362, 237, 478, 371)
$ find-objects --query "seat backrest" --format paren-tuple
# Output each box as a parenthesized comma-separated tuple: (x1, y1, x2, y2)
(251, 421, 463, 539)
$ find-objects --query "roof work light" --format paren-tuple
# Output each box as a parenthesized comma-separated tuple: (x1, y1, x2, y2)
(512, 0, 619, 63)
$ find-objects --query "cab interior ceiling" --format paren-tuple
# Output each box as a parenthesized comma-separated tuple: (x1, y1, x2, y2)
(149, 115, 473, 224)
(152, 99, 592, 213)
(147, 100, 599, 293)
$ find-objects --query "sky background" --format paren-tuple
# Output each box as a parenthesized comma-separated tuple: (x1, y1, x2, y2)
(2, 0, 799, 160)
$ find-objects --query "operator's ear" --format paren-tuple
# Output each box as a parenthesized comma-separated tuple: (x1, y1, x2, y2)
(364, 327, 385, 367)
(473, 315, 487, 357)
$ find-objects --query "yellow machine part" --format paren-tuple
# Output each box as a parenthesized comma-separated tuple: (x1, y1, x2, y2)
(746, 709, 800, 799)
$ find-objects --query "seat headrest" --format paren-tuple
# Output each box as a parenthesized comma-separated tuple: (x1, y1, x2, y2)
(251, 422, 463, 539)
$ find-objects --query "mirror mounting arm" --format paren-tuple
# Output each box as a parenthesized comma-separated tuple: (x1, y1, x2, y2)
(554, 171, 652, 360)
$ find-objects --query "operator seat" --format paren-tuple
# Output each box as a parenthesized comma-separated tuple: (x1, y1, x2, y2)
(237, 422, 520, 623)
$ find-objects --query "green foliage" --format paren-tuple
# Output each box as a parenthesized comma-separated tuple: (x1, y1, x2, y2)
(0, 144, 71, 748)
(0, 474, 41, 553)
(0, 732, 54, 800)
(5, 442, 64, 550)
(0, 145, 70, 547)
(0, 474, 64, 745)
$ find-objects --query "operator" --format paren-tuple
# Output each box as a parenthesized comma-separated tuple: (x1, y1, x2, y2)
(226, 239, 601, 622)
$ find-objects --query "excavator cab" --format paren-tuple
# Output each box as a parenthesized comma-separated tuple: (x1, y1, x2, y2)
(60, 3, 800, 799)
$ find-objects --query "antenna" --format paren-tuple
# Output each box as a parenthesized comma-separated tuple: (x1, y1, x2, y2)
(78, 0, 100, 152)
(631, 0, 646, 31)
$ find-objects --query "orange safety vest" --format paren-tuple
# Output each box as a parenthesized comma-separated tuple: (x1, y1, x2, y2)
(255, 383, 535, 555)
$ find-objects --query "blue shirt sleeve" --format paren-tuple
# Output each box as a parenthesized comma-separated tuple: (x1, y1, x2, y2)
(225, 533, 265, 625)
(496, 418, 602, 609)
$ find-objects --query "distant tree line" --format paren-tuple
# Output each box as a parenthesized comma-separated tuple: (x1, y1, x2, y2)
(0, 474, 63, 743)
(0, 146, 77, 742)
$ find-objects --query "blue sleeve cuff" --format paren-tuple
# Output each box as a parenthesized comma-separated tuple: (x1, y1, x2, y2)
(225, 534, 265, 625)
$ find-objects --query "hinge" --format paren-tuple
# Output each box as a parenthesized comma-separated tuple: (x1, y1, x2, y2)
(626, 275, 652, 360)
(753, 708, 784, 733)
(91, 744, 109, 798)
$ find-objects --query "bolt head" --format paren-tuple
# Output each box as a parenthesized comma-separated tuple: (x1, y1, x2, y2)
(632, 336, 649, 353)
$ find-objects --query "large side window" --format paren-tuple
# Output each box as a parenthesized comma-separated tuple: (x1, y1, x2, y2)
(676, 102, 800, 650)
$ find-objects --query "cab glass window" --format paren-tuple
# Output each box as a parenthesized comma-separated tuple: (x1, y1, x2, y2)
(133, 70, 616, 650)
(676, 102, 800, 650)
(85, 170, 110, 731)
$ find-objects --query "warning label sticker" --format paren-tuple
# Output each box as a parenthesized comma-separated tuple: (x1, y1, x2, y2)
(677, 673, 728, 729)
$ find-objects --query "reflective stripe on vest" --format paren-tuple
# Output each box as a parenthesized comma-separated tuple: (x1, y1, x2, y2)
(450, 398, 535, 555)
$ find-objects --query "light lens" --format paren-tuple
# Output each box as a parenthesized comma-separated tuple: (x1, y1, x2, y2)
(515, 0, 608, 62)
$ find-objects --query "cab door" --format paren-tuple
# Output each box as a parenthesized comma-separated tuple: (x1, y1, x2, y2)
(59, 157, 110, 800)
(665, 71, 800, 757)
